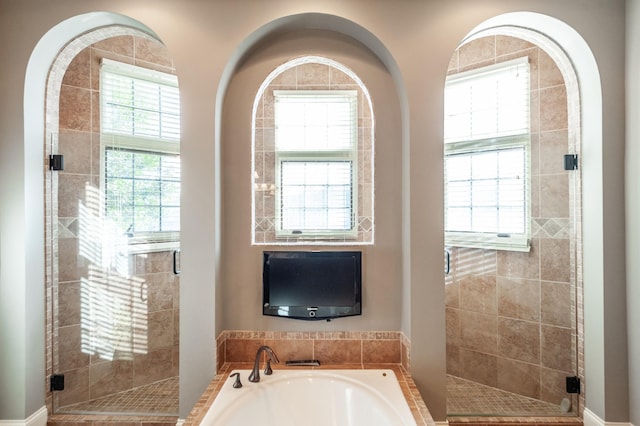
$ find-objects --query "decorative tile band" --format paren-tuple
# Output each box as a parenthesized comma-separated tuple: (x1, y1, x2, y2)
(216, 330, 411, 371)
(220, 330, 402, 340)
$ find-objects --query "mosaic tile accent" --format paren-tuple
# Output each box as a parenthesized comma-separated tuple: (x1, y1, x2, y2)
(450, 418, 582, 426)
(47, 414, 177, 426)
(55, 377, 178, 415)
(532, 218, 571, 239)
(58, 218, 79, 239)
(359, 216, 373, 232)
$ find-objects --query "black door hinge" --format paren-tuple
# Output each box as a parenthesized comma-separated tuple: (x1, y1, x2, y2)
(50, 374, 64, 391)
(566, 376, 580, 394)
(564, 154, 578, 171)
(49, 154, 64, 171)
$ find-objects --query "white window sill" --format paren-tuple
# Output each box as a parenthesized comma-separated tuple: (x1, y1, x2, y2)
(125, 241, 180, 254)
(445, 234, 531, 252)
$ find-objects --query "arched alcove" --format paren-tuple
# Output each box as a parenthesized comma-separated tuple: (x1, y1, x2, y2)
(213, 8, 427, 412)
(210, 12, 610, 421)
(23, 11, 181, 421)
(456, 12, 627, 423)
(45, 26, 181, 416)
(216, 23, 406, 329)
(444, 25, 583, 415)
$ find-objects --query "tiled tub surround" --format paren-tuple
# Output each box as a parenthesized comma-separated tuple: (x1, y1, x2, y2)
(45, 29, 180, 416)
(445, 35, 582, 414)
(185, 363, 433, 426)
(200, 331, 428, 423)
(216, 330, 411, 371)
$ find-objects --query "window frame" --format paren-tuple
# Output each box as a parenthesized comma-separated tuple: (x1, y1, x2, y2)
(100, 59, 180, 250)
(273, 89, 359, 239)
(444, 57, 531, 252)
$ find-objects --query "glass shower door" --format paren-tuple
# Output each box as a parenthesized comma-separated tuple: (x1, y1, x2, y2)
(47, 30, 181, 416)
(51, 129, 181, 415)
(444, 31, 581, 417)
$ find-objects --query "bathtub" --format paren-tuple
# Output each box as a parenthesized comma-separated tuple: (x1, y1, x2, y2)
(199, 369, 417, 425)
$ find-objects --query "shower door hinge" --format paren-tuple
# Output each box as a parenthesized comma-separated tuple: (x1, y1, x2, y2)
(564, 154, 578, 171)
(49, 154, 64, 171)
(50, 374, 65, 391)
(566, 376, 580, 394)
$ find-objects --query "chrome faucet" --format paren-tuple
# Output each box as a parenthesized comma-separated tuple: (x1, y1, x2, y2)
(248, 345, 280, 382)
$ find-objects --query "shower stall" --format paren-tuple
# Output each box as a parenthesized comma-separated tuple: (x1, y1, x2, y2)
(444, 32, 582, 417)
(45, 29, 181, 416)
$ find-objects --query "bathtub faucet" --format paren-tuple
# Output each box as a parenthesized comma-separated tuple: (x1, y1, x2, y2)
(248, 345, 280, 382)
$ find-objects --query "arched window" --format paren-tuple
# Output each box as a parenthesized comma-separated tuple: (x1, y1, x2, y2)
(252, 56, 374, 245)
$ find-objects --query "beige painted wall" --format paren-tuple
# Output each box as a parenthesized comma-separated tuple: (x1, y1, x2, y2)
(626, 2, 640, 425)
(0, 0, 630, 422)
(221, 30, 402, 331)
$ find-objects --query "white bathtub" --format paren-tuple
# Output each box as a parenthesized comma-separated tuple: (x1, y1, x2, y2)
(199, 369, 417, 425)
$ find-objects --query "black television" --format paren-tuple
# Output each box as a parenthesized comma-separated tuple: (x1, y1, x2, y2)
(262, 251, 362, 321)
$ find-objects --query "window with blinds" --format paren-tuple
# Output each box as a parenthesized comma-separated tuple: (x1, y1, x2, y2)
(101, 59, 180, 245)
(274, 90, 357, 237)
(444, 57, 530, 251)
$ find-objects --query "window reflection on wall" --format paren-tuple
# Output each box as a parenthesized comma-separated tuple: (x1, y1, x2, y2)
(78, 183, 148, 360)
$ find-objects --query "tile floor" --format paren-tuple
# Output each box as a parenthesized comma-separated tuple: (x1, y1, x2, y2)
(447, 375, 573, 416)
(56, 376, 179, 415)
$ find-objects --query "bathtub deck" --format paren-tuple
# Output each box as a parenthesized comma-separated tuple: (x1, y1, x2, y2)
(183, 362, 436, 426)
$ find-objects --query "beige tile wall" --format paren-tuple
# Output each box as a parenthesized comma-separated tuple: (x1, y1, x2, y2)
(216, 330, 410, 370)
(445, 35, 582, 409)
(46, 32, 180, 412)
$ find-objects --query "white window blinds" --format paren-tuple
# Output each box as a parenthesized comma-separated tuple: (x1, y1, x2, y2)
(275, 91, 356, 152)
(445, 57, 529, 144)
(444, 58, 530, 251)
(100, 60, 180, 242)
(446, 147, 526, 234)
(104, 149, 180, 234)
(274, 91, 357, 237)
(280, 161, 353, 231)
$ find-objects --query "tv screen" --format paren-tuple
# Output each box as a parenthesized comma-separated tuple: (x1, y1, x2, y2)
(262, 251, 362, 321)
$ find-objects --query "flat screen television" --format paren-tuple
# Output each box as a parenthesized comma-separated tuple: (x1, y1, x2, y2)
(262, 251, 362, 321)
